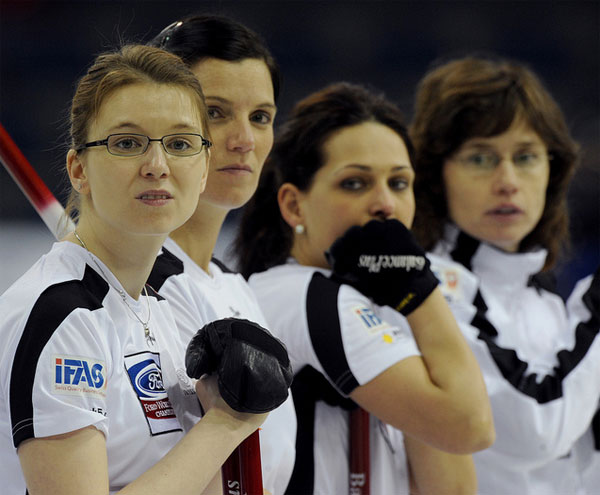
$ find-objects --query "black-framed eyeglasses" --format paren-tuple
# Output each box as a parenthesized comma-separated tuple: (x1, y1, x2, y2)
(76, 133, 212, 157)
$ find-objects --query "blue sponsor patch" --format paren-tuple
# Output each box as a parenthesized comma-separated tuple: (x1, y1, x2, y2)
(353, 306, 386, 330)
(124, 351, 182, 435)
(53, 355, 107, 398)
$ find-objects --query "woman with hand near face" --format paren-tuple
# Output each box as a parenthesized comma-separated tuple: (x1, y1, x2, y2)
(236, 82, 495, 494)
(410, 55, 600, 494)
(145, 14, 296, 494)
(0, 44, 278, 495)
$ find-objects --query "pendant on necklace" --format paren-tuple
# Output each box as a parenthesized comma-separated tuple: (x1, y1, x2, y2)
(144, 324, 156, 346)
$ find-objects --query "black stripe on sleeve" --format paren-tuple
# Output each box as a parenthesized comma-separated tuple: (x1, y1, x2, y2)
(451, 234, 600, 404)
(305, 273, 359, 396)
(10, 265, 108, 447)
(147, 248, 184, 292)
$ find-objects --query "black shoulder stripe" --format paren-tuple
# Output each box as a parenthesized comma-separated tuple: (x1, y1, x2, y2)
(10, 265, 108, 447)
(305, 273, 359, 395)
(468, 271, 600, 404)
(210, 256, 234, 273)
(450, 231, 481, 271)
(148, 248, 184, 292)
(528, 271, 560, 297)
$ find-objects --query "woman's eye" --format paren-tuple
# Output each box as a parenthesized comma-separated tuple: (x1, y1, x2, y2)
(168, 139, 190, 151)
(514, 152, 539, 166)
(340, 178, 365, 190)
(465, 153, 497, 169)
(251, 111, 272, 125)
(114, 137, 142, 149)
(207, 107, 224, 120)
(389, 178, 409, 190)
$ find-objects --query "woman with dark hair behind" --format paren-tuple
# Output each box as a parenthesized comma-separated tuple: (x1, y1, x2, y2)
(236, 81, 495, 494)
(410, 55, 600, 494)
(145, 13, 296, 494)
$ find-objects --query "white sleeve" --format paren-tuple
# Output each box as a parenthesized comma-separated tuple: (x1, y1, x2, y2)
(26, 309, 112, 442)
(303, 273, 420, 396)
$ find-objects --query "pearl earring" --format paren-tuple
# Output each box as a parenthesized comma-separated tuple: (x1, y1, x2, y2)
(295, 224, 305, 235)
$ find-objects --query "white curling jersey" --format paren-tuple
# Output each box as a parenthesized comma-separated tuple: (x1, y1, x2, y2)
(0, 242, 202, 494)
(249, 260, 422, 495)
(429, 227, 600, 495)
(568, 270, 600, 494)
(148, 237, 297, 495)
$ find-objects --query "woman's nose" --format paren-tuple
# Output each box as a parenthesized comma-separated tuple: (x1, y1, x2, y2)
(368, 185, 395, 219)
(492, 160, 519, 195)
(227, 120, 255, 153)
(140, 141, 170, 178)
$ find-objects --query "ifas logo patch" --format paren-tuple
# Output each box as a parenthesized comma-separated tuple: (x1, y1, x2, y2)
(352, 306, 405, 344)
(124, 351, 182, 435)
(53, 355, 106, 398)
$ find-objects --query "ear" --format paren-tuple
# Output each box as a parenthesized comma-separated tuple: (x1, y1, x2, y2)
(66, 149, 90, 194)
(277, 182, 304, 230)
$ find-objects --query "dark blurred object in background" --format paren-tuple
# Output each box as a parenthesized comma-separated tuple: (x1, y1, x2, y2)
(1, 1, 597, 297)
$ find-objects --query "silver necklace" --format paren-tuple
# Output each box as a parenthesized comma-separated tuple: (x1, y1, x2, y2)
(73, 231, 156, 346)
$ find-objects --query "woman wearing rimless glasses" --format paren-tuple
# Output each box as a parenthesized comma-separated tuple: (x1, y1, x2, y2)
(0, 44, 289, 495)
(410, 55, 600, 495)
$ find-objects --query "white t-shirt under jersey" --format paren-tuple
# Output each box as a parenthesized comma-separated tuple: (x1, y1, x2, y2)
(0, 242, 202, 494)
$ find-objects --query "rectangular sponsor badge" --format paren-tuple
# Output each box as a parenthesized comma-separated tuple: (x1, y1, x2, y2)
(124, 351, 182, 435)
(53, 355, 107, 398)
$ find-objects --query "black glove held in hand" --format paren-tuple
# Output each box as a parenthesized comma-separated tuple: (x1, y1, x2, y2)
(185, 318, 293, 414)
(325, 219, 439, 315)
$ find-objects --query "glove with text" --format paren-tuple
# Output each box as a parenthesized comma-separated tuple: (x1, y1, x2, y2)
(186, 318, 293, 414)
(325, 219, 439, 315)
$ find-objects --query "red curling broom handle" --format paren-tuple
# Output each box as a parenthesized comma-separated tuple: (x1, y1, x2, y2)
(349, 407, 370, 495)
(240, 430, 263, 494)
(0, 121, 72, 239)
(222, 430, 262, 495)
(0, 121, 264, 494)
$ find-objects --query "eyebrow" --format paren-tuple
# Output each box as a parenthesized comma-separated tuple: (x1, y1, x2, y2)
(463, 140, 543, 149)
(334, 163, 412, 174)
(204, 95, 277, 110)
(106, 122, 200, 134)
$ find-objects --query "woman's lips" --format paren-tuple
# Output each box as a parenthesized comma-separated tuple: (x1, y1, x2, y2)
(136, 190, 173, 206)
(218, 164, 253, 175)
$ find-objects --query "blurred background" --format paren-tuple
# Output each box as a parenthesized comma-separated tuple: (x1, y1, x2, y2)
(1, 0, 598, 297)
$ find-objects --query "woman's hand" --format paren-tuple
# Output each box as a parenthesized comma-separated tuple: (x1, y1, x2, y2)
(195, 374, 268, 433)
(325, 219, 439, 315)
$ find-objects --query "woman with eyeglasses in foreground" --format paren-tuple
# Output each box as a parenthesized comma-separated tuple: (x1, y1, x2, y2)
(235, 82, 495, 494)
(146, 14, 297, 494)
(410, 55, 600, 494)
(0, 44, 288, 495)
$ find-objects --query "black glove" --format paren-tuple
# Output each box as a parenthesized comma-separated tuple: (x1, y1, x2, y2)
(325, 219, 439, 315)
(185, 318, 293, 414)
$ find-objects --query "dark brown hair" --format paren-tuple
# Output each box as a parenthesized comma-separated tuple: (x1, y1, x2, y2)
(235, 81, 413, 278)
(410, 56, 579, 270)
(150, 13, 281, 103)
